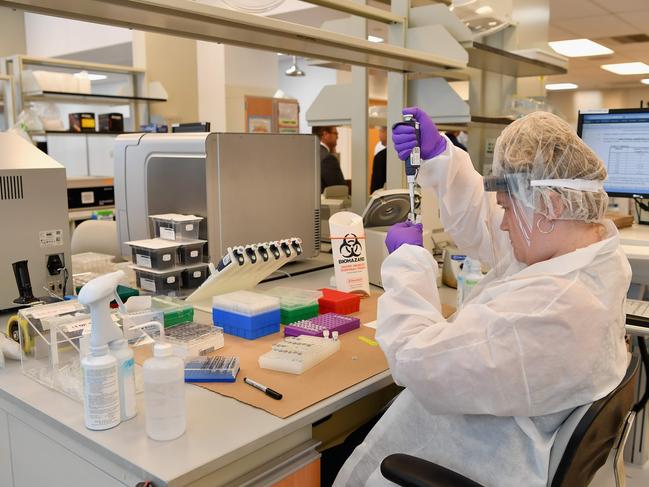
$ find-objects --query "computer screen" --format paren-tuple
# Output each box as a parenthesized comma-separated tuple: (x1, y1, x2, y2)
(578, 108, 649, 198)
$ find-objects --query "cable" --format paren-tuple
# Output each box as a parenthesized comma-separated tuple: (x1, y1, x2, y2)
(633, 336, 649, 413)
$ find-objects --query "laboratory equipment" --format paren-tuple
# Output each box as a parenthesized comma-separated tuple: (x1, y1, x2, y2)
(177, 239, 207, 265)
(577, 108, 649, 198)
(68, 112, 96, 132)
(98, 113, 124, 132)
(142, 338, 186, 441)
(114, 132, 321, 260)
(318, 288, 360, 315)
(67, 176, 115, 212)
(212, 290, 280, 340)
(0, 133, 72, 310)
(126, 239, 181, 270)
(109, 338, 137, 421)
(329, 212, 370, 296)
(184, 356, 240, 382)
(133, 267, 182, 296)
(263, 287, 321, 324)
(258, 334, 341, 374)
(284, 312, 360, 338)
(150, 214, 203, 241)
(120, 295, 194, 343)
(164, 322, 224, 359)
(180, 264, 209, 292)
(186, 237, 303, 310)
(392, 114, 421, 223)
(77, 271, 126, 431)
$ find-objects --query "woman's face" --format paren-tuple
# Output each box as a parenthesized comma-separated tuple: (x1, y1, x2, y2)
(497, 192, 555, 265)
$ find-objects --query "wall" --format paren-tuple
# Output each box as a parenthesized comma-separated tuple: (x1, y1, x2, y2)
(548, 87, 649, 127)
(137, 32, 199, 124)
(277, 57, 337, 134)
(24, 13, 131, 58)
(0, 7, 26, 57)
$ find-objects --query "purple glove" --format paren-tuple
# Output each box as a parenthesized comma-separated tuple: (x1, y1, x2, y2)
(392, 107, 447, 161)
(385, 221, 423, 254)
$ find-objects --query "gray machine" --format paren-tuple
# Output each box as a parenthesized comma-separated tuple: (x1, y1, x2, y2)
(114, 132, 321, 260)
(0, 133, 72, 310)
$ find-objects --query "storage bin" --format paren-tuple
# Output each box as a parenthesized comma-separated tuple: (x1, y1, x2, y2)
(133, 266, 182, 296)
(318, 288, 361, 315)
(126, 239, 180, 270)
(177, 239, 206, 265)
(150, 213, 203, 241)
(181, 264, 209, 291)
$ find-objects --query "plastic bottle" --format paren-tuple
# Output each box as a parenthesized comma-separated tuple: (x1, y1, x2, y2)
(109, 338, 137, 421)
(462, 257, 484, 304)
(456, 261, 466, 310)
(143, 342, 186, 441)
(81, 344, 120, 430)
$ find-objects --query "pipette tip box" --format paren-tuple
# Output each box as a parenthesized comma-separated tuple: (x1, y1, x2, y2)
(184, 356, 240, 382)
(263, 287, 322, 324)
(165, 322, 224, 360)
(284, 313, 360, 337)
(318, 288, 361, 315)
(212, 290, 281, 340)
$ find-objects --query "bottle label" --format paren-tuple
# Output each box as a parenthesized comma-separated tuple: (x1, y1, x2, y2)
(83, 365, 120, 429)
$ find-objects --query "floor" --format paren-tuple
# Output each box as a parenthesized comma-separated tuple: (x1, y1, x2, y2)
(590, 454, 649, 487)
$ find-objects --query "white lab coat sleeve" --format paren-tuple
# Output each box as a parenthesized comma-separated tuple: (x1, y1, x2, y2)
(376, 245, 625, 417)
(416, 137, 509, 267)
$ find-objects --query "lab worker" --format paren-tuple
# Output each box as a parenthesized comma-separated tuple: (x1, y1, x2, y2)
(333, 109, 631, 486)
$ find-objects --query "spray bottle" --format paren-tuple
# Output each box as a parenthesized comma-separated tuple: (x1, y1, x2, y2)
(77, 271, 126, 431)
(131, 322, 186, 441)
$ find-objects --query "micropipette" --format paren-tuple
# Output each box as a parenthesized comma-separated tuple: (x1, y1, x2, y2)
(392, 114, 421, 223)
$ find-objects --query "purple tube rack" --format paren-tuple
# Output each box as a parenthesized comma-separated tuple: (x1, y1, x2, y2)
(284, 312, 361, 337)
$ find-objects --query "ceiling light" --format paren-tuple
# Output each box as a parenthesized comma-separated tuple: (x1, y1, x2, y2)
(601, 62, 649, 75)
(367, 35, 384, 43)
(285, 56, 305, 77)
(548, 39, 613, 57)
(641, 79, 649, 85)
(73, 72, 107, 81)
(475, 5, 493, 15)
(545, 83, 578, 91)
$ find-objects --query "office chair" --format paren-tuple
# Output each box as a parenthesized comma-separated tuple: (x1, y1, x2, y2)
(71, 219, 120, 257)
(381, 354, 641, 487)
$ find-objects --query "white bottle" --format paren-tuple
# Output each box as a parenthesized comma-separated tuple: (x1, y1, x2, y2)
(81, 344, 121, 431)
(456, 259, 466, 310)
(143, 342, 186, 441)
(109, 338, 137, 421)
(462, 257, 484, 304)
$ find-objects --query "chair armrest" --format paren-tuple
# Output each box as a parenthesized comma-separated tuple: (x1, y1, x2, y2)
(381, 454, 485, 487)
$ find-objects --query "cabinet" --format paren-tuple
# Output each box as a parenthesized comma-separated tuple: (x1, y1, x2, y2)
(1, 55, 167, 177)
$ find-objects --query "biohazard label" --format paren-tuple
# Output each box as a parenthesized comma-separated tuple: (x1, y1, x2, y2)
(39, 229, 63, 247)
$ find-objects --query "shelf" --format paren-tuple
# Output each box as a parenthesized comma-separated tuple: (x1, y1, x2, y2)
(464, 42, 567, 77)
(24, 91, 167, 103)
(5, 0, 466, 73)
(30, 131, 139, 136)
(470, 115, 515, 125)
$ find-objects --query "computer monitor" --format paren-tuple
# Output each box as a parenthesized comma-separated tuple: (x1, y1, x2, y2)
(577, 108, 649, 198)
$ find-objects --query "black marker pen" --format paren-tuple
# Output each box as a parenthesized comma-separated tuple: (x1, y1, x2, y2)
(243, 377, 283, 400)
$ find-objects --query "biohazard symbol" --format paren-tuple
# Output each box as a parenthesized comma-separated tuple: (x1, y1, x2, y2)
(339, 233, 362, 258)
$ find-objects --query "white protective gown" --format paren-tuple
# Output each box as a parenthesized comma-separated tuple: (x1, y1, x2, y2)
(334, 139, 631, 487)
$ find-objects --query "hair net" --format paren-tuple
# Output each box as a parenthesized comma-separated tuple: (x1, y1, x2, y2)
(490, 111, 608, 224)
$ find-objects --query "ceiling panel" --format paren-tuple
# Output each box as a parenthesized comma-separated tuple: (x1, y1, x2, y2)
(549, 0, 607, 20)
(617, 11, 649, 32)
(591, 0, 649, 13)
(553, 15, 639, 39)
(548, 24, 578, 41)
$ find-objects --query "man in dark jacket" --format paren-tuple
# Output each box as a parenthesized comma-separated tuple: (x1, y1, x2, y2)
(313, 126, 345, 193)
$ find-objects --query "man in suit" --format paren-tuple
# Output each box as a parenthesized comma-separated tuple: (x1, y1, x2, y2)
(370, 126, 388, 194)
(313, 126, 345, 193)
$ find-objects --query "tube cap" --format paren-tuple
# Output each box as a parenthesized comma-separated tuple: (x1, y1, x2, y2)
(153, 342, 173, 358)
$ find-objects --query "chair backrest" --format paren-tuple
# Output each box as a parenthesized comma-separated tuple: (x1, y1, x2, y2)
(551, 354, 640, 487)
(71, 219, 120, 257)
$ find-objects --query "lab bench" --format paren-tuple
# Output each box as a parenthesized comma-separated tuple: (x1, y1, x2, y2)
(0, 267, 455, 486)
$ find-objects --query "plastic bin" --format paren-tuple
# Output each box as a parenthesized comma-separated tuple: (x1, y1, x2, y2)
(150, 213, 203, 241)
(133, 266, 182, 296)
(177, 239, 206, 265)
(264, 287, 322, 324)
(126, 239, 180, 270)
(181, 264, 209, 291)
(318, 288, 361, 315)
